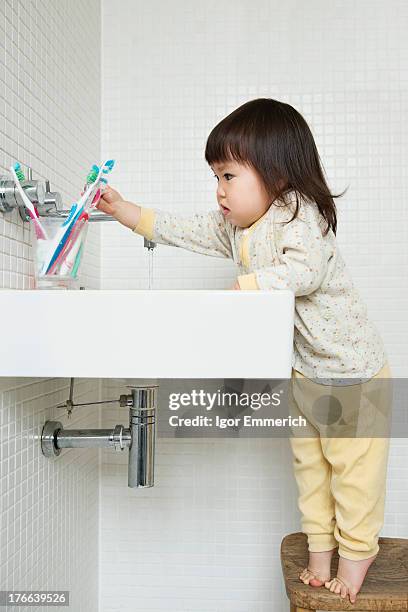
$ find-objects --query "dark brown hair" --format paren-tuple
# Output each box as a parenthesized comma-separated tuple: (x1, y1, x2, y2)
(204, 98, 346, 236)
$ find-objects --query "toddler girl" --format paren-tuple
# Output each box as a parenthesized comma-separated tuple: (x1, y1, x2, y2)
(97, 98, 391, 605)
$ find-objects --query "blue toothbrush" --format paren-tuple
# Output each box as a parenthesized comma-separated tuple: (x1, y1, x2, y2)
(41, 159, 115, 275)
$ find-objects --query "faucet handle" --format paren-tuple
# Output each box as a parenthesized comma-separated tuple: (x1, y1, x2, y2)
(41, 178, 63, 213)
(0, 172, 46, 221)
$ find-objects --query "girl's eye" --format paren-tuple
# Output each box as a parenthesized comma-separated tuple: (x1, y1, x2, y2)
(212, 173, 233, 181)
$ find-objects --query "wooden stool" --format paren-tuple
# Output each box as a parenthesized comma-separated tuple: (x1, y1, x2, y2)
(281, 532, 408, 611)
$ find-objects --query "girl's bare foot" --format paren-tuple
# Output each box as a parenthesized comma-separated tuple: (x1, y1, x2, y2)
(299, 547, 337, 587)
(324, 553, 377, 604)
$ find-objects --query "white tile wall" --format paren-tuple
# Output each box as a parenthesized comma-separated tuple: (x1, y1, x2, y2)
(0, 0, 102, 290)
(0, 377, 101, 612)
(101, 1, 408, 611)
(0, 0, 102, 610)
(100, 379, 299, 612)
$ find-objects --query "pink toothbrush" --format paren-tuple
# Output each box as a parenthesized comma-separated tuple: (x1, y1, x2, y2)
(47, 210, 89, 275)
(10, 164, 48, 240)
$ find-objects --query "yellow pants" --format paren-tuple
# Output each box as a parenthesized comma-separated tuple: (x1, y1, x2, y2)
(289, 361, 392, 561)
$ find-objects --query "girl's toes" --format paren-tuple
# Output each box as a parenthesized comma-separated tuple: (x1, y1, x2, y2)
(349, 588, 358, 604)
(300, 567, 329, 588)
(299, 569, 309, 583)
(335, 581, 342, 595)
(325, 577, 358, 603)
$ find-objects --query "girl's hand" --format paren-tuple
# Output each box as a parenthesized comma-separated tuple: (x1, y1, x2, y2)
(96, 185, 142, 230)
(231, 280, 241, 290)
(96, 185, 124, 216)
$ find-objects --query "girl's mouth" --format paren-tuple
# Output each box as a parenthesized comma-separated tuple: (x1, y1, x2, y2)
(220, 205, 230, 215)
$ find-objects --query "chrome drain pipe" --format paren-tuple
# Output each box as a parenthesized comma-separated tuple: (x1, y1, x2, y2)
(41, 385, 158, 488)
(128, 387, 156, 488)
(51, 426, 131, 450)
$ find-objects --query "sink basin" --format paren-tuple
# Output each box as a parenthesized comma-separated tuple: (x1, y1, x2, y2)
(0, 290, 294, 378)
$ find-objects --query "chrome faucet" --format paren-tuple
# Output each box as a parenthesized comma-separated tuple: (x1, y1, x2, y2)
(144, 237, 156, 250)
(0, 165, 115, 222)
(0, 167, 47, 219)
(41, 384, 158, 488)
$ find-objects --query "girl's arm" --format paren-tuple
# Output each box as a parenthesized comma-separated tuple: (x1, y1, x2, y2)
(134, 206, 233, 259)
(97, 186, 233, 260)
(237, 211, 331, 295)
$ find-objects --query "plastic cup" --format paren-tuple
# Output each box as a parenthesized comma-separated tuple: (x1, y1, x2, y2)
(31, 215, 89, 290)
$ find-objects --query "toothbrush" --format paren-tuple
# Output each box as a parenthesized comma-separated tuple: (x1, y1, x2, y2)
(50, 159, 114, 260)
(82, 160, 114, 214)
(46, 159, 115, 274)
(41, 159, 115, 274)
(57, 164, 113, 274)
(70, 242, 84, 277)
(47, 210, 89, 275)
(45, 164, 97, 275)
(56, 163, 113, 275)
(56, 179, 109, 276)
(48, 191, 99, 275)
(59, 227, 86, 276)
(39, 203, 80, 275)
(10, 164, 48, 240)
(59, 239, 82, 277)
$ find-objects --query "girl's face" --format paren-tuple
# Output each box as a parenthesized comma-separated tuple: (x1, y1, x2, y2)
(211, 160, 272, 228)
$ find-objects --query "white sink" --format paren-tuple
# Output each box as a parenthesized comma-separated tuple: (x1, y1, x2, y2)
(0, 290, 294, 378)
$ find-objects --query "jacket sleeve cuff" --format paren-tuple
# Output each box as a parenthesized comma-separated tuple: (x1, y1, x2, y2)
(237, 273, 259, 290)
(132, 207, 155, 241)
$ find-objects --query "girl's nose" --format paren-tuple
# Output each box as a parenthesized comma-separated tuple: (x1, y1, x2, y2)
(217, 184, 226, 198)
